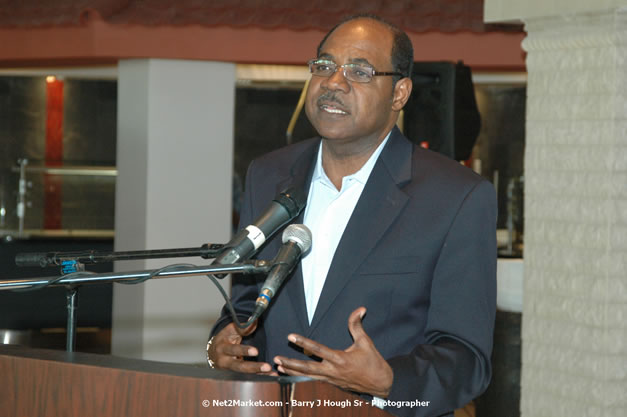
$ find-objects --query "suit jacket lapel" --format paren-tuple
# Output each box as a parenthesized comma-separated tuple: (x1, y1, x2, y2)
(274, 139, 319, 334)
(307, 128, 413, 335)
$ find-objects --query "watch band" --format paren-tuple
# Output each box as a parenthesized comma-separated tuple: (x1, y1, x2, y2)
(206, 336, 216, 368)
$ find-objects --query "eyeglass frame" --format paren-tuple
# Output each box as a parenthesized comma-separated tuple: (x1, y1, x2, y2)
(307, 58, 405, 83)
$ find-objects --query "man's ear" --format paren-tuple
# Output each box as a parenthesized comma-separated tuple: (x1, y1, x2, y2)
(391, 77, 413, 112)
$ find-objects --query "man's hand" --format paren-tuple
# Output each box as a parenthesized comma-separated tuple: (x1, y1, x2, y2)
(208, 321, 276, 375)
(273, 307, 394, 398)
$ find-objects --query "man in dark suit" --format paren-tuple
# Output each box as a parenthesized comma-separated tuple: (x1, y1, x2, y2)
(208, 15, 497, 417)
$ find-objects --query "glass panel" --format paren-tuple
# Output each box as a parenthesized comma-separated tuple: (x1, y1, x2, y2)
(473, 84, 526, 257)
(0, 76, 117, 239)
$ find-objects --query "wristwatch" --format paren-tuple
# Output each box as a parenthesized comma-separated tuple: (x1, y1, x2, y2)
(206, 336, 216, 368)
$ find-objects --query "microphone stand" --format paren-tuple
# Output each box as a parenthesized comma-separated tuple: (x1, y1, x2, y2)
(0, 261, 271, 353)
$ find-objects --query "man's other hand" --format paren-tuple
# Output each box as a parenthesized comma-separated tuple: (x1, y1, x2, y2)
(273, 307, 394, 397)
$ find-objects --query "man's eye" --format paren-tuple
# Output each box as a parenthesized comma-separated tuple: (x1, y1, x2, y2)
(351, 67, 370, 78)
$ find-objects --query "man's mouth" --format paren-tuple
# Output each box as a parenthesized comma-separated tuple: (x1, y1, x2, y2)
(316, 93, 349, 116)
(320, 104, 348, 115)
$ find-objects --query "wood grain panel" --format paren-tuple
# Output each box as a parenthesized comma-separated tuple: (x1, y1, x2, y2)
(0, 345, 393, 417)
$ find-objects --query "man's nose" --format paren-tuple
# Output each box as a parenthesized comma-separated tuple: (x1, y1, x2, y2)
(321, 68, 350, 93)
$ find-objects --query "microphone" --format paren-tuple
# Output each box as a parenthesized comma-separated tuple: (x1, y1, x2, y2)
(252, 224, 312, 318)
(209, 187, 306, 269)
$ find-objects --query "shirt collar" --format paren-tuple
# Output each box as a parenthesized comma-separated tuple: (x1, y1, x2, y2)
(311, 131, 392, 187)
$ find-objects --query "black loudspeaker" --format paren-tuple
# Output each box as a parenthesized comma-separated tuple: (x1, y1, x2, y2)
(403, 61, 481, 161)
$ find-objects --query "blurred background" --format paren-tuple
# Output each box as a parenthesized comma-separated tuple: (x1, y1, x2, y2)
(2, 1, 625, 417)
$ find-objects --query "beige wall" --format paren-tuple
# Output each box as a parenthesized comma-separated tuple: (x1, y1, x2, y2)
(484, 1, 627, 416)
(521, 13, 627, 413)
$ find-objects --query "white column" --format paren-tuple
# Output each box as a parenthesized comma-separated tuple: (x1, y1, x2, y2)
(522, 10, 627, 417)
(112, 59, 235, 364)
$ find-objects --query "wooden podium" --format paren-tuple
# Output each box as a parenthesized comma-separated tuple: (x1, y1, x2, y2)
(0, 344, 393, 417)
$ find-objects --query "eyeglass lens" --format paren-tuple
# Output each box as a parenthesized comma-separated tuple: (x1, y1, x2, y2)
(309, 60, 374, 83)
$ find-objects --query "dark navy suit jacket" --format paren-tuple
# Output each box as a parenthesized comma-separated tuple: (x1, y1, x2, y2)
(212, 127, 497, 417)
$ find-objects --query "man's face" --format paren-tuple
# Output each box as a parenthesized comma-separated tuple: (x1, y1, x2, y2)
(305, 19, 400, 146)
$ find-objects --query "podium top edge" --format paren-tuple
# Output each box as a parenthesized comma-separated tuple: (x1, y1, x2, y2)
(0, 344, 306, 383)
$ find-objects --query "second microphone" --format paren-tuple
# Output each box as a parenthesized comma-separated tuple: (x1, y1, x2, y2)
(252, 224, 312, 319)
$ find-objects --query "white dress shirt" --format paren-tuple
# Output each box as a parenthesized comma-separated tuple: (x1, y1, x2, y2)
(301, 133, 390, 324)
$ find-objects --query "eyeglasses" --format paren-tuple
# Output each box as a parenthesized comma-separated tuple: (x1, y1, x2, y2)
(308, 59, 404, 83)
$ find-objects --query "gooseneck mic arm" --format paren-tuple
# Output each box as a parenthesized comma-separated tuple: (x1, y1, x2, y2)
(0, 261, 272, 291)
